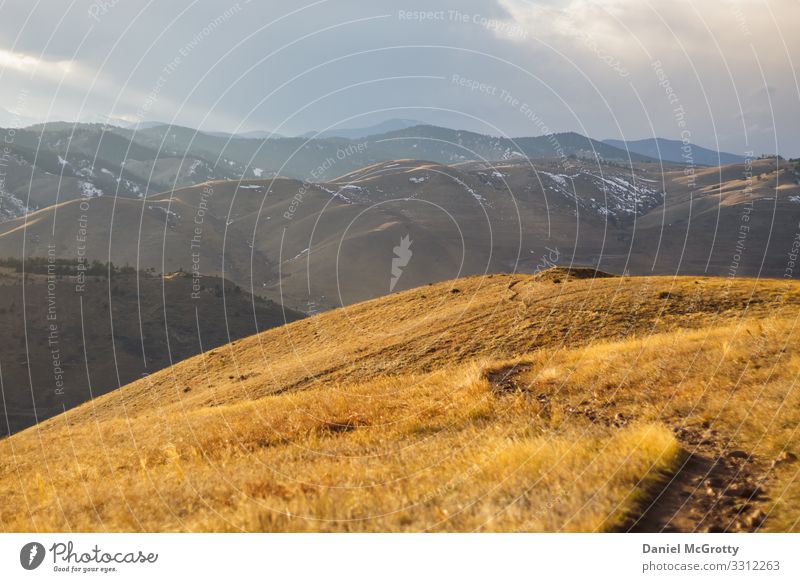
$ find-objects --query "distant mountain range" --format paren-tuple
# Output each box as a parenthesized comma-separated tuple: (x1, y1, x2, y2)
(603, 137, 746, 166)
(202, 129, 286, 140)
(116, 121, 286, 140)
(300, 118, 424, 139)
(0, 120, 757, 226)
(0, 122, 651, 222)
(114, 120, 169, 130)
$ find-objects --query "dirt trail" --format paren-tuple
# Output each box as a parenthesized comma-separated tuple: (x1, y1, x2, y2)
(624, 425, 771, 533)
(483, 365, 773, 533)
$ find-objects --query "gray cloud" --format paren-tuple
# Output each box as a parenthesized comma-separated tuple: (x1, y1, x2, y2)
(0, 0, 797, 156)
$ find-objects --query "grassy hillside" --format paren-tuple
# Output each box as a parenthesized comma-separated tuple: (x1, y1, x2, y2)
(2, 269, 799, 532)
(0, 263, 303, 435)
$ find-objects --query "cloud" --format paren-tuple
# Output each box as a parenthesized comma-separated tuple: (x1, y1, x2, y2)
(0, 0, 796, 156)
(0, 49, 75, 78)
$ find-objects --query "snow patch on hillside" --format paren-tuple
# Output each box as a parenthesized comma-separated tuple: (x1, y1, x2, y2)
(540, 168, 664, 217)
(79, 181, 103, 198)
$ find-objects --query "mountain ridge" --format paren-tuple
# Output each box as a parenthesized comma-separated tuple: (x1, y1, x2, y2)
(603, 137, 747, 166)
(2, 121, 745, 225)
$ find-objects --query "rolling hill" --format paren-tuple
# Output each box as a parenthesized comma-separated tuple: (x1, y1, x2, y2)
(0, 262, 303, 435)
(0, 120, 774, 231)
(0, 122, 658, 225)
(0, 155, 798, 313)
(0, 155, 663, 311)
(0, 123, 243, 214)
(2, 269, 799, 532)
(113, 123, 657, 183)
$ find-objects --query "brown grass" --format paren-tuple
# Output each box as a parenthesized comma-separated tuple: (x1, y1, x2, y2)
(1, 270, 799, 531)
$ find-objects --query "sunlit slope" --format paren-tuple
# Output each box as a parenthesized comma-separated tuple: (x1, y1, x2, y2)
(2, 269, 799, 532)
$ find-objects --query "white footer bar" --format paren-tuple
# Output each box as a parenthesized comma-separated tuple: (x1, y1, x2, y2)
(1, 533, 797, 581)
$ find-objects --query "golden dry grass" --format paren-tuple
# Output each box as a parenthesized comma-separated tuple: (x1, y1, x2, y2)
(1, 270, 799, 532)
(0, 363, 679, 532)
(507, 317, 800, 531)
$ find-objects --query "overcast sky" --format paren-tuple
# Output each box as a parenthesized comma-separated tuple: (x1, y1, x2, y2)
(0, 0, 797, 156)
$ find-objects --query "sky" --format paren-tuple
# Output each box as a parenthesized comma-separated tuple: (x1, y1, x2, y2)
(0, 0, 797, 157)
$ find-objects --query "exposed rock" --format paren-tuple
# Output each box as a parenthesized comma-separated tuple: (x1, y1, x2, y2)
(773, 451, 798, 466)
(723, 483, 763, 499)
